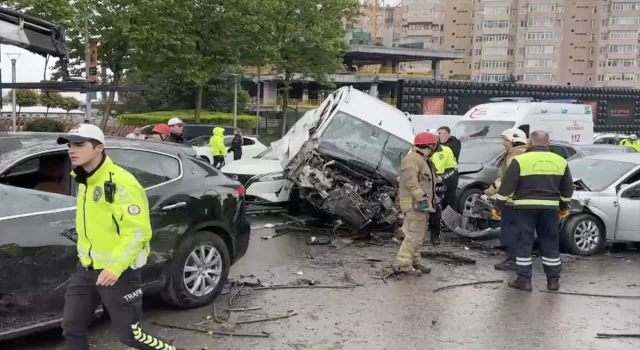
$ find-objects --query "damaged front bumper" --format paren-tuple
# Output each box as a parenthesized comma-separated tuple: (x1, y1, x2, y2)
(441, 196, 499, 238)
(283, 140, 399, 230)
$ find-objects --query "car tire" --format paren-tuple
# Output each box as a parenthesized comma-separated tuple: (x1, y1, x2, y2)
(161, 231, 230, 309)
(561, 213, 605, 256)
(457, 187, 483, 214)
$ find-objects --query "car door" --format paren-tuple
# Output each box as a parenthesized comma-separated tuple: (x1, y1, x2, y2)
(0, 185, 77, 333)
(614, 180, 640, 241)
(108, 148, 190, 284)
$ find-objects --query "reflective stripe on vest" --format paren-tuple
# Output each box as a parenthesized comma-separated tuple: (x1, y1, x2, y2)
(512, 151, 567, 207)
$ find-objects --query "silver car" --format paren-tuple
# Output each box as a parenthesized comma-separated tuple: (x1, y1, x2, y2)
(562, 153, 640, 256)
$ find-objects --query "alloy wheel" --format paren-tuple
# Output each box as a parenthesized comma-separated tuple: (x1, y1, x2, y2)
(183, 245, 223, 297)
(574, 220, 600, 252)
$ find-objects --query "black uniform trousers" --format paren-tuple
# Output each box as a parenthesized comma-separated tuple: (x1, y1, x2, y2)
(427, 193, 445, 239)
(62, 266, 176, 350)
(213, 155, 225, 169)
(500, 206, 518, 260)
(442, 174, 458, 210)
(514, 208, 562, 280)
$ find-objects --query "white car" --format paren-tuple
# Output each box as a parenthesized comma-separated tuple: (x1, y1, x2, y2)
(221, 146, 296, 206)
(188, 135, 267, 165)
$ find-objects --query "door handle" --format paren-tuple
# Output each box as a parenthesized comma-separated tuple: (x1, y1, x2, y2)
(162, 202, 187, 210)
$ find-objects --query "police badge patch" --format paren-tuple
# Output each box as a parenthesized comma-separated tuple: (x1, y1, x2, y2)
(439, 153, 445, 160)
(93, 187, 102, 202)
(128, 205, 141, 215)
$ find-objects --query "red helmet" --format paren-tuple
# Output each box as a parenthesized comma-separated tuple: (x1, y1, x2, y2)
(152, 124, 171, 136)
(414, 132, 438, 146)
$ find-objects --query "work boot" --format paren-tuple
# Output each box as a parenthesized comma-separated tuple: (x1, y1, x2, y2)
(508, 278, 533, 292)
(494, 258, 517, 271)
(547, 277, 560, 291)
(412, 263, 432, 274)
(430, 232, 441, 245)
(392, 264, 422, 276)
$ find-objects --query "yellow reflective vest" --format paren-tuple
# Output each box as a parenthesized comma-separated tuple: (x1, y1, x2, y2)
(210, 127, 227, 156)
(431, 145, 457, 175)
(72, 156, 152, 277)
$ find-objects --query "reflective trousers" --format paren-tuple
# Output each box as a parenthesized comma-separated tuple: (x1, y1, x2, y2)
(395, 210, 429, 266)
(514, 209, 561, 280)
(62, 267, 177, 350)
(500, 206, 517, 260)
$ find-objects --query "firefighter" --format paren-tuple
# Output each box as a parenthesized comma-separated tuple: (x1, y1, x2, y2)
(394, 131, 439, 275)
(56, 124, 179, 350)
(493, 131, 573, 292)
(427, 129, 458, 245)
(483, 128, 528, 271)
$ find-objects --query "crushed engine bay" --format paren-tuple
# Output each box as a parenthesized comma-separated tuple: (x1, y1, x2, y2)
(284, 141, 399, 230)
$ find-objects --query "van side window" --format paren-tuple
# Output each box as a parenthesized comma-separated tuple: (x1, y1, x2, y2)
(519, 124, 530, 137)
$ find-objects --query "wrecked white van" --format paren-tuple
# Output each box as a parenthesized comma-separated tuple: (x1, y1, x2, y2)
(272, 86, 415, 230)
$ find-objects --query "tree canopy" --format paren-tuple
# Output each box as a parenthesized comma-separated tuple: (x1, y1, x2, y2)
(14, 90, 40, 113)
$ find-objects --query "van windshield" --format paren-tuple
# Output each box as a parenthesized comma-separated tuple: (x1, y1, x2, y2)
(451, 120, 515, 138)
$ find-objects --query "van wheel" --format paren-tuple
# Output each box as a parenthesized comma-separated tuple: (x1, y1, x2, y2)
(561, 214, 605, 256)
(161, 231, 230, 309)
(457, 187, 483, 214)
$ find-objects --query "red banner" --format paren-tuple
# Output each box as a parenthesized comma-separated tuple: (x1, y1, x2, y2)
(422, 97, 445, 114)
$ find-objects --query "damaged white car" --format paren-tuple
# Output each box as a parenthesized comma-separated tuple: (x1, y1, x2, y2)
(272, 86, 415, 232)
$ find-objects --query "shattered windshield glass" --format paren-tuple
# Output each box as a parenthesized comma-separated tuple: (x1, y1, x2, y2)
(318, 112, 411, 175)
(451, 120, 515, 138)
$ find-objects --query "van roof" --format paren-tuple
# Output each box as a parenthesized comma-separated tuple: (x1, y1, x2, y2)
(464, 101, 592, 119)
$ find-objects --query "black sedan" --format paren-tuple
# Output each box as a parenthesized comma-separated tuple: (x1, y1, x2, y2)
(455, 138, 637, 213)
(0, 133, 250, 340)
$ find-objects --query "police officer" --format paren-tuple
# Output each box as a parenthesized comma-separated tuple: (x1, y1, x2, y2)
(483, 128, 528, 271)
(57, 124, 179, 350)
(427, 129, 458, 245)
(493, 131, 573, 292)
(394, 131, 438, 276)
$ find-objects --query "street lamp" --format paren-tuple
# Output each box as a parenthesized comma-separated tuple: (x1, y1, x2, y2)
(5, 53, 21, 132)
(230, 73, 239, 127)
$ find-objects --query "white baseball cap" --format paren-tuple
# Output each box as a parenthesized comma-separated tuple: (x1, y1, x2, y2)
(167, 117, 184, 126)
(56, 124, 106, 145)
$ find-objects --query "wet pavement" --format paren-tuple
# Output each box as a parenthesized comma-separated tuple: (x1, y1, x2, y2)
(3, 214, 640, 350)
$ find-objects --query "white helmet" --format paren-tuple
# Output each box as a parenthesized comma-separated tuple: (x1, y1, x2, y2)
(630, 134, 638, 140)
(500, 128, 527, 144)
(427, 128, 438, 135)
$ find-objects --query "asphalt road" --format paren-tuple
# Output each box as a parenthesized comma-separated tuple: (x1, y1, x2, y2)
(3, 214, 640, 350)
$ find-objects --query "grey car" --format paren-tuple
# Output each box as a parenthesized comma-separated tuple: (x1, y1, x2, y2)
(562, 154, 640, 256)
(455, 138, 637, 214)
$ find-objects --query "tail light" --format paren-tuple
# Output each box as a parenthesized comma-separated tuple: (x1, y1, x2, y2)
(235, 185, 245, 196)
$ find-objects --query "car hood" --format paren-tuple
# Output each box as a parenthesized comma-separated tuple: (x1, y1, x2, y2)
(221, 159, 283, 175)
(458, 162, 483, 175)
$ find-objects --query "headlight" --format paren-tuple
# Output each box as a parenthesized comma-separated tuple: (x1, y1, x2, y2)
(257, 172, 284, 182)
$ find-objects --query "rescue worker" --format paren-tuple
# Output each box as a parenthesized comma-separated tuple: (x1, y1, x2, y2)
(437, 126, 461, 210)
(166, 117, 184, 143)
(427, 129, 458, 245)
(394, 131, 438, 275)
(482, 128, 528, 271)
(493, 130, 573, 292)
(148, 124, 171, 142)
(56, 124, 179, 350)
(210, 126, 227, 169)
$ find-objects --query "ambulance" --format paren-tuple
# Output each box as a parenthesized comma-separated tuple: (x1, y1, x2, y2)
(450, 98, 594, 144)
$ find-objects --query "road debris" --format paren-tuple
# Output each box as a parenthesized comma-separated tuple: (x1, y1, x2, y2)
(596, 333, 640, 339)
(235, 310, 298, 325)
(254, 284, 359, 291)
(226, 307, 261, 312)
(307, 236, 331, 245)
(366, 256, 383, 262)
(540, 290, 640, 299)
(421, 251, 477, 265)
(433, 279, 504, 293)
(150, 321, 270, 338)
(330, 237, 355, 249)
(229, 284, 245, 306)
(231, 275, 262, 287)
(261, 231, 290, 240)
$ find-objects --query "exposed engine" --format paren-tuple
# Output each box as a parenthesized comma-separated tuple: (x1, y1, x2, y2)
(291, 150, 399, 230)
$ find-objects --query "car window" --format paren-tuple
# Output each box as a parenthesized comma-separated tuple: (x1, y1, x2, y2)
(564, 146, 577, 158)
(380, 134, 411, 175)
(0, 184, 75, 218)
(451, 121, 516, 138)
(188, 135, 210, 147)
(549, 145, 568, 158)
(568, 158, 637, 192)
(108, 149, 181, 188)
(458, 141, 504, 163)
(242, 137, 255, 146)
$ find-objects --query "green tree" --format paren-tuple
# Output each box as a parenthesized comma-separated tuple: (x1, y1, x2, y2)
(246, 0, 360, 135)
(60, 96, 81, 118)
(40, 92, 64, 117)
(129, 0, 253, 123)
(13, 90, 39, 114)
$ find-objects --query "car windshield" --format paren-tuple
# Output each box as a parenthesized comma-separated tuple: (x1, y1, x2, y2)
(254, 146, 279, 160)
(567, 145, 636, 161)
(317, 111, 412, 176)
(568, 158, 636, 191)
(451, 121, 516, 138)
(458, 141, 505, 163)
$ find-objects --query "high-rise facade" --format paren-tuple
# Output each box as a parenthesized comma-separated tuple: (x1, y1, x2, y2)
(353, 0, 640, 87)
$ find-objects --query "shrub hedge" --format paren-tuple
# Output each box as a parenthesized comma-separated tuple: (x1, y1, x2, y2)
(25, 118, 66, 132)
(117, 110, 258, 128)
